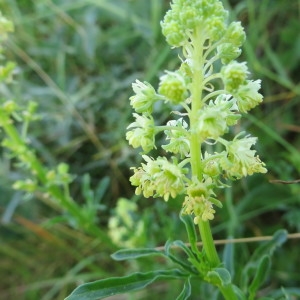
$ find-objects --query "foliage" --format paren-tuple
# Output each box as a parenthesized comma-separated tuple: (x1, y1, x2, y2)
(0, 0, 299, 299)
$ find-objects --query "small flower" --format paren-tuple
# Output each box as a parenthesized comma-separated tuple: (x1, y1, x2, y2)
(182, 177, 222, 223)
(162, 118, 190, 158)
(221, 61, 249, 93)
(126, 113, 156, 153)
(233, 80, 263, 113)
(197, 95, 239, 140)
(158, 71, 188, 104)
(130, 80, 158, 113)
(223, 21, 245, 47)
(217, 43, 242, 64)
(219, 134, 267, 179)
(130, 155, 187, 201)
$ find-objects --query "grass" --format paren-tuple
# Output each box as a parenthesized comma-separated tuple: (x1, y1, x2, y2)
(0, 0, 300, 299)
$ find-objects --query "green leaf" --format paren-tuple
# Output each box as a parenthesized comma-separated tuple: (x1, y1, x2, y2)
(241, 229, 287, 289)
(180, 213, 198, 254)
(205, 267, 231, 287)
(251, 229, 287, 262)
(163, 240, 197, 274)
(176, 277, 192, 300)
(248, 255, 271, 299)
(222, 236, 235, 277)
(111, 248, 163, 261)
(65, 269, 187, 300)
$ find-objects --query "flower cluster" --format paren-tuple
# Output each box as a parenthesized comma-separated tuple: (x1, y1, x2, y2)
(127, 0, 267, 224)
(130, 155, 187, 201)
(161, 0, 228, 47)
(222, 62, 263, 112)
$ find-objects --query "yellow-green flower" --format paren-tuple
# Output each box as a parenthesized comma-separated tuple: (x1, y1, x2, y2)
(126, 113, 156, 153)
(130, 80, 158, 113)
(219, 134, 267, 179)
(233, 80, 263, 113)
(130, 155, 187, 201)
(162, 118, 190, 158)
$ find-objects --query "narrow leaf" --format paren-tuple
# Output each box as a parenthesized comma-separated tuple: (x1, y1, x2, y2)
(164, 240, 197, 274)
(241, 229, 287, 289)
(180, 213, 198, 254)
(249, 255, 271, 298)
(111, 248, 163, 261)
(251, 229, 287, 262)
(176, 277, 192, 300)
(65, 269, 187, 300)
(222, 236, 235, 277)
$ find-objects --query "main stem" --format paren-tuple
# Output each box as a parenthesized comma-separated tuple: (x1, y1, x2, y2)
(189, 30, 238, 300)
(189, 29, 220, 267)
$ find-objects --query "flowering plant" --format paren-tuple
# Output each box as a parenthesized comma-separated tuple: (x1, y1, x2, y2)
(66, 1, 288, 299)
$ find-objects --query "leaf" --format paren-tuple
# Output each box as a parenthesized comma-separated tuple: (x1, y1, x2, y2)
(65, 269, 187, 300)
(205, 267, 231, 287)
(248, 255, 271, 299)
(241, 230, 287, 290)
(164, 240, 198, 274)
(176, 277, 192, 300)
(252, 229, 287, 261)
(222, 236, 235, 277)
(180, 213, 198, 254)
(111, 248, 163, 261)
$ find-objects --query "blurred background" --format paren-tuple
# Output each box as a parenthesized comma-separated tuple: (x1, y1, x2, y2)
(0, 0, 299, 299)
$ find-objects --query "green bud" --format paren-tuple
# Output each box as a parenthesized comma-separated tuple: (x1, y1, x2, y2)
(224, 21, 246, 47)
(158, 71, 188, 104)
(203, 157, 220, 177)
(217, 43, 242, 64)
(221, 61, 249, 92)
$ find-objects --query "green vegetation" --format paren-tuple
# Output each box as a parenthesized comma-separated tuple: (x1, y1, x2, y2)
(0, 0, 300, 299)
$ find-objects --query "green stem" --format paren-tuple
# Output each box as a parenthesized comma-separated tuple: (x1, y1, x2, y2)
(189, 30, 204, 180)
(198, 220, 220, 267)
(188, 29, 239, 300)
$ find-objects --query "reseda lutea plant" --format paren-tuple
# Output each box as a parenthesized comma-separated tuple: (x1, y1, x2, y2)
(66, 1, 277, 299)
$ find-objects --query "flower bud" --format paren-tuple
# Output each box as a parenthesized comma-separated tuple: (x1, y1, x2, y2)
(221, 61, 249, 92)
(158, 71, 188, 104)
